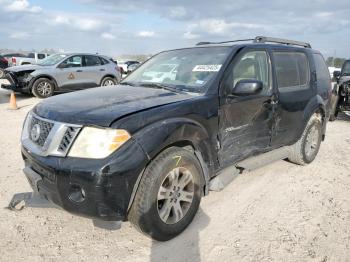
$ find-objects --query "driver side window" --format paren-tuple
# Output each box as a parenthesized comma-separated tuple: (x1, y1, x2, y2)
(229, 50, 270, 93)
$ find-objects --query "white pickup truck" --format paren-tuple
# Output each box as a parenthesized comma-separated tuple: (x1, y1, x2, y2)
(9, 52, 50, 66)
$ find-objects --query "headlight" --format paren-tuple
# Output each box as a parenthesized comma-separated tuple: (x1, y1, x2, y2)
(68, 127, 131, 159)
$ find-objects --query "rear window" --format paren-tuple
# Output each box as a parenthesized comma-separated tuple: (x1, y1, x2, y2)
(313, 54, 331, 80)
(37, 53, 46, 59)
(27, 53, 35, 58)
(85, 55, 102, 66)
(341, 61, 350, 76)
(273, 52, 310, 89)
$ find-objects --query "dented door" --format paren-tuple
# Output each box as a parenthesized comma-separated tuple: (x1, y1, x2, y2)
(218, 49, 276, 167)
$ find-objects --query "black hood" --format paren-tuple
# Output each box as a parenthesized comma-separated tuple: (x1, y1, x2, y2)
(33, 85, 195, 126)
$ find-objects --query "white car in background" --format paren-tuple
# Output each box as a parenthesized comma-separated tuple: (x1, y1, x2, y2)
(10, 52, 50, 66)
(118, 60, 140, 74)
(142, 64, 178, 83)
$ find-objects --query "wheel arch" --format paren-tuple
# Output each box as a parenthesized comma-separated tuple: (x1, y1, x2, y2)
(126, 119, 215, 212)
(301, 94, 327, 140)
(100, 74, 118, 85)
(30, 75, 59, 91)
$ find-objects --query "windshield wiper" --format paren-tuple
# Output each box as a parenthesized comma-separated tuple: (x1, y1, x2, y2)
(138, 82, 183, 93)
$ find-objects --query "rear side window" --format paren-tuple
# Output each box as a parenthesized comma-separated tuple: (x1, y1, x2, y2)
(99, 57, 110, 65)
(313, 54, 330, 81)
(85, 55, 102, 66)
(27, 53, 35, 58)
(273, 52, 310, 89)
(37, 53, 46, 59)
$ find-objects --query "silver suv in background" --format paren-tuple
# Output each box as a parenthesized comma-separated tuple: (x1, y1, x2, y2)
(2, 53, 122, 98)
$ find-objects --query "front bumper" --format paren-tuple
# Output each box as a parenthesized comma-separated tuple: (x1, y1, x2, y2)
(21, 140, 149, 221)
(1, 71, 32, 93)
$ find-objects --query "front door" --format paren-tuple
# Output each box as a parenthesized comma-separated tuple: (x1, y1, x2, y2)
(218, 48, 276, 167)
(55, 55, 89, 90)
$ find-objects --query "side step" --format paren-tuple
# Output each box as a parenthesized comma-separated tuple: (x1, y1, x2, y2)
(236, 146, 290, 171)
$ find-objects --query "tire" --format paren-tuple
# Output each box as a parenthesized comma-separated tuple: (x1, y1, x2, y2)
(0, 68, 4, 79)
(128, 147, 203, 241)
(32, 78, 55, 98)
(288, 114, 323, 165)
(101, 77, 117, 86)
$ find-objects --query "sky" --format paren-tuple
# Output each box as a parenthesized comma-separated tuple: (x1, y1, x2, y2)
(0, 0, 349, 58)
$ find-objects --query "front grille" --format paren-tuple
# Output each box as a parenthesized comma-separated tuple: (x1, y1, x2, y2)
(58, 126, 80, 153)
(28, 116, 54, 147)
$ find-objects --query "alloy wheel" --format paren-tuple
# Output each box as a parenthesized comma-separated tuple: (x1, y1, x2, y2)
(157, 167, 194, 224)
(37, 81, 53, 96)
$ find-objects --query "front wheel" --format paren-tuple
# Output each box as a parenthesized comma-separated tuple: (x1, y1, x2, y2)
(32, 78, 54, 98)
(288, 114, 323, 165)
(128, 147, 203, 241)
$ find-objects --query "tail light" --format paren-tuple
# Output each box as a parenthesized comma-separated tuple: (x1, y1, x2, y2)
(12, 57, 16, 65)
(0, 57, 7, 62)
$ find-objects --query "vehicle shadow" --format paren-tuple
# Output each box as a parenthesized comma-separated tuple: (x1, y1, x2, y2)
(148, 208, 210, 262)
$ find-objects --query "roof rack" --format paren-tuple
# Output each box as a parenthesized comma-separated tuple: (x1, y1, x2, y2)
(196, 36, 311, 48)
(254, 36, 311, 48)
(196, 39, 254, 46)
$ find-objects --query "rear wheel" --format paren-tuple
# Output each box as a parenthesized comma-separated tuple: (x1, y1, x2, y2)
(101, 77, 117, 86)
(288, 114, 323, 165)
(32, 78, 54, 98)
(128, 147, 203, 241)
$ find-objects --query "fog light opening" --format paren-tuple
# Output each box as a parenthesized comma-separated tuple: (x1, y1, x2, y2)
(68, 185, 86, 203)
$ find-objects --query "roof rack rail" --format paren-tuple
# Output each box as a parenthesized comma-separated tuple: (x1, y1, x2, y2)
(254, 36, 311, 48)
(196, 39, 254, 46)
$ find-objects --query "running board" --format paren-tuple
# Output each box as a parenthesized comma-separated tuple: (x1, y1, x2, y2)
(236, 146, 290, 171)
(209, 166, 240, 192)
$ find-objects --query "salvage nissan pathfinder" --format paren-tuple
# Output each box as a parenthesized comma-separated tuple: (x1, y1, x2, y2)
(20, 36, 331, 241)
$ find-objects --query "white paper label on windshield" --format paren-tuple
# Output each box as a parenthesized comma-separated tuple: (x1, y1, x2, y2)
(192, 64, 222, 72)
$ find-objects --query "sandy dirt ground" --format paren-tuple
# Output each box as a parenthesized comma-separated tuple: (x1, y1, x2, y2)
(0, 81, 349, 262)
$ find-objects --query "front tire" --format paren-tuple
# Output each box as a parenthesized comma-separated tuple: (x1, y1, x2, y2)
(32, 78, 54, 98)
(288, 114, 323, 165)
(128, 147, 203, 241)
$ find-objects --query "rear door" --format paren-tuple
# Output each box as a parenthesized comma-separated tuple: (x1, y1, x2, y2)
(218, 48, 276, 167)
(270, 50, 314, 146)
(82, 55, 106, 87)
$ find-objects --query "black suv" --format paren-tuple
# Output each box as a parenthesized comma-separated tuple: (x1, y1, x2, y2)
(331, 60, 350, 119)
(20, 37, 331, 241)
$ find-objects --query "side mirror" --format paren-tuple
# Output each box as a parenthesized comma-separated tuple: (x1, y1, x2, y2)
(232, 79, 263, 96)
(57, 63, 66, 69)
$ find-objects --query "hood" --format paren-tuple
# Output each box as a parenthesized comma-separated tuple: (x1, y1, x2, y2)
(33, 85, 195, 126)
(7, 64, 43, 72)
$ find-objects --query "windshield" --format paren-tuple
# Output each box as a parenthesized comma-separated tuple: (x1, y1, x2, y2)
(123, 47, 231, 93)
(342, 61, 350, 76)
(38, 54, 68, 66)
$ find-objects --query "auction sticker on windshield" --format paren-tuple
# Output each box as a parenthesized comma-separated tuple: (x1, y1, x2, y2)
(192, 64, 222, 72)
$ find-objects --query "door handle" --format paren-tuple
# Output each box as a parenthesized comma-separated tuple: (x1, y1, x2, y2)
(76, 70, 83, 72)
(99, 69, 105, 71)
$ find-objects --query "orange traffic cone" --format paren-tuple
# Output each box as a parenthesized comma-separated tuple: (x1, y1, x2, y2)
(8, 91, 18, 110)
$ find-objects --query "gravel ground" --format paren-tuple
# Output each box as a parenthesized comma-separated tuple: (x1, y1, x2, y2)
(0, 82, 349, 262)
